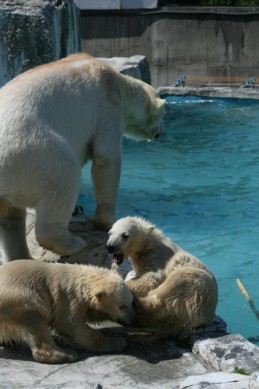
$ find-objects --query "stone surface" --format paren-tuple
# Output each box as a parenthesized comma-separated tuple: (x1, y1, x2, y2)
(192, 333, 259, 374)
(1, 321, 258, 388)
(251, 372, 259, 389)
(157, 85, 259, 99)
(0, 0, 80, 87)
(180, 372, 250, 389)
(99, 55, 151, 84)
(0, 330, 212, 389)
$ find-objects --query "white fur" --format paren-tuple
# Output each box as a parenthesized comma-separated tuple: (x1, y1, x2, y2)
(0, 54, 165, 261)
(107, 217, 218, 335)
(0, 260, 135, 363)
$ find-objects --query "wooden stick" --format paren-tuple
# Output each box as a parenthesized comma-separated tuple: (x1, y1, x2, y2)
(236, 278, 259, 320)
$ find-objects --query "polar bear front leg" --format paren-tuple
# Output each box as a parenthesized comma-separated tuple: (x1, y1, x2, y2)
(91, 155, 121, 231)
(61, 322, 126, 353)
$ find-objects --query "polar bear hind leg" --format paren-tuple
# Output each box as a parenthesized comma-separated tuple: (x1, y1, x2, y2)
(31, 140, 86, 256)
(35, 216, 86, 256)
(34, 181, 86, 256)
(0, 202, 31, 262)
(22, 311, 78, 363)
(0, 146, 86, 259)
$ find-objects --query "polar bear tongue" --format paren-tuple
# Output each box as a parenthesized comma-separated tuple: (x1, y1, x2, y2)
(112, 253, 124, 265)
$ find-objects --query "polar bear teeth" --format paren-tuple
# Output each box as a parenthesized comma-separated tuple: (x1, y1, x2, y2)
(112, 254, 124, 265)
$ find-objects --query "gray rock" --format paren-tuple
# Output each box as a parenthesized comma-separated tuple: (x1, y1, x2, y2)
(99, 55, 151, 84)
(251, 371, 259, 389)
(192, 333, 259, 374)
(180, 372, 250, 389)
(0, 336, 211, 389)
(0, 0, 80, 87)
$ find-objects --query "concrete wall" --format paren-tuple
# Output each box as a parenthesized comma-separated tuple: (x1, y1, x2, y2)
(74, 0, 158, 9)
(80, 7, 259, 88)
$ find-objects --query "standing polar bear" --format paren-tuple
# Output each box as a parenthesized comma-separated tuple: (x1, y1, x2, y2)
(0, 53, 165, 262)
(106, 217, 218, 336)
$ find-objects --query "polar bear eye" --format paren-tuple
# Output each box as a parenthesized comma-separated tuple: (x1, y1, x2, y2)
(122, 232, 129, 240)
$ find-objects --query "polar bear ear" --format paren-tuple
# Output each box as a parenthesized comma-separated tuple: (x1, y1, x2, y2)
(111, 262, 120, 275)
(95, 291, 107, 302)
(147, 226, 155, 234)
(156, 98, 166, 113)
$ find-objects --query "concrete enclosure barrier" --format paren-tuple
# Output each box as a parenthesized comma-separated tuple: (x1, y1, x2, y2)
(80, 7, 259, 88)
(1, 3, 258, 89)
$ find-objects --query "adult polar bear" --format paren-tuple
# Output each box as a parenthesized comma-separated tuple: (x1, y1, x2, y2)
(0, 54, 165, 262)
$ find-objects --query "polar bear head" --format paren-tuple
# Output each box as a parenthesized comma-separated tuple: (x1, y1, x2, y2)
(88, 266, 136, 325)
(106, 216, 158, 265)
(123, 77, 166, 141)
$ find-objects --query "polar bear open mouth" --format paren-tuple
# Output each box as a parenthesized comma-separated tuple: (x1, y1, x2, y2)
(112, 253, 124, 265)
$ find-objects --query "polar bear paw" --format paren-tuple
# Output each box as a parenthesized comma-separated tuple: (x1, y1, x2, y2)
(36, 226, 86, 256)
(93, 213, 116, 231)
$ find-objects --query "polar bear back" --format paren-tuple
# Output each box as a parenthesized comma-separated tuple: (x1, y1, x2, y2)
(0, 56, 117, 165)
(0, 53, 165, 169)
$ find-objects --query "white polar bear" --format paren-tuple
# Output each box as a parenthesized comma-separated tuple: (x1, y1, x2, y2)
(107, 217, 218, 336)
(0, 54, 165, 262)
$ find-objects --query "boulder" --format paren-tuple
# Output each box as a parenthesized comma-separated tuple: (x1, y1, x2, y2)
(0, 0, 80, 87)
(192, 333, 259, 374)
(99, 55, 151, 84)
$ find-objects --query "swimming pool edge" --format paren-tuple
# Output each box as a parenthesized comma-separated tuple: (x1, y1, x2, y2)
(158, 86, 259, 100)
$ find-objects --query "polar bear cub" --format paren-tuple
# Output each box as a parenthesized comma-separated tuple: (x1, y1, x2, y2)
(106, 216, 218, 336)
(0, 260, 136, 363)
(0, 53, 165, 262)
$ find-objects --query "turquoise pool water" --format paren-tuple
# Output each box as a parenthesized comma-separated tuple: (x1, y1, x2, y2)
(80, 95, 259, 344)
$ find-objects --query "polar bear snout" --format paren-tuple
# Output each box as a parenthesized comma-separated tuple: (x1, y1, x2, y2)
(106, 242, 125, 265)
(154, 120, 165, 139)
(117, 305, 137, 325)
(106, 235, 128, 265)
(106, 244, 116, 254)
